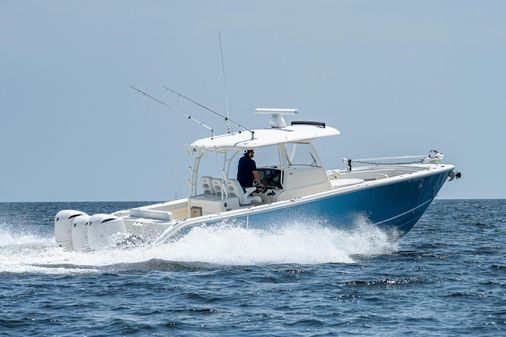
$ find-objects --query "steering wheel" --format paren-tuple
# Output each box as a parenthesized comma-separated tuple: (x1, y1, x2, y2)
(254, 183, 268, 194)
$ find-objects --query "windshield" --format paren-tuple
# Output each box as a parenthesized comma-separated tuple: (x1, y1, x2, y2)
(284, 142, 321, 167)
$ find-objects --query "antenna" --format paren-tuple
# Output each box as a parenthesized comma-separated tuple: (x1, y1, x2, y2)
(130, 85, 215, 138)
(163, 86, 255, 139)
(255, 108, 298, 128)
(218, 31, 231, 133)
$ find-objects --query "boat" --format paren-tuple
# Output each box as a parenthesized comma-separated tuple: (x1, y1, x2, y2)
(54, 109, 461, 251)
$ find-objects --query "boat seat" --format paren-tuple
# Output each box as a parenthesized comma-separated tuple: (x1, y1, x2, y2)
(129, 208, 174, 221)
(226, 179, 261, 205)
(202, 176, 214, 195)
(211, 178, 225, 197)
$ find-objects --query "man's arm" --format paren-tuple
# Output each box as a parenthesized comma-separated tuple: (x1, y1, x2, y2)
(252, 171, 263, 186)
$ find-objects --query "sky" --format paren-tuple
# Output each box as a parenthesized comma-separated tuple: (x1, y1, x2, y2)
(1, 0, 505, 201)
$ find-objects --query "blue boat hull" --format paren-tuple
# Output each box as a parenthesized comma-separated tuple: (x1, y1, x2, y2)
(165, 167, 452, 241)
(246, 169, 451, 236)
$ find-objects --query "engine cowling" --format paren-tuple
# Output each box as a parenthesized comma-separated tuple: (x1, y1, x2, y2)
(72, 214, 91, 251)
(54, 210, 87, 250)
(87, 214, 127, 250)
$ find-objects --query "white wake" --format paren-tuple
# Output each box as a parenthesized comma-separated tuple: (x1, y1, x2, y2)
(0, 221, 398, 274)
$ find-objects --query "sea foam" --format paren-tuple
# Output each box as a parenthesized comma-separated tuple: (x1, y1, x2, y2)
(0, 220, 398, 274)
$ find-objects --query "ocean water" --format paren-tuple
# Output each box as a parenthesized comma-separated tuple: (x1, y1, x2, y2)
(0, 200, 504, 336)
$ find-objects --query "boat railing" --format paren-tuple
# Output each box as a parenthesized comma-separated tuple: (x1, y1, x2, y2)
(342, 150, 444, 171)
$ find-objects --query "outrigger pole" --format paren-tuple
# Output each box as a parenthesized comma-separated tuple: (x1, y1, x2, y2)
(163, 86, 255, 140)
(130, 85, 215, 138)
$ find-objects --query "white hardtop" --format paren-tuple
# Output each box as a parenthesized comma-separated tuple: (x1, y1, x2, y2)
(190, 123, 340, 152)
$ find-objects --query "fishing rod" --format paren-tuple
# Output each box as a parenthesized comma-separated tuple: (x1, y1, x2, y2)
(130, 85, 215, 138)
(163, 86, 255, 139)
(218, 31, 231, 134)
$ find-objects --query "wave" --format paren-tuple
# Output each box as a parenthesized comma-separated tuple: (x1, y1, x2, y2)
(0, 220, 398, 274)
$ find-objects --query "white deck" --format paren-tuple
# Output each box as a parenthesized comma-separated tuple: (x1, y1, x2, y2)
(120, 163, 446, 225)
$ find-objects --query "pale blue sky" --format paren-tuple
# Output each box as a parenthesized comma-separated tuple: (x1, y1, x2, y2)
(1, 1, 505, 201)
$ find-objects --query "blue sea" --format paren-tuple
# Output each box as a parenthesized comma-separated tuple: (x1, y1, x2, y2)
(0, 200, 505, 336)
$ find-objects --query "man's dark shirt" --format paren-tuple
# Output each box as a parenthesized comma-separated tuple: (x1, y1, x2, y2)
(237, 155, 257, 188)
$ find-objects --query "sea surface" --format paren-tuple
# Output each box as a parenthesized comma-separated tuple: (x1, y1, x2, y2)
(0, 200, 505, 336)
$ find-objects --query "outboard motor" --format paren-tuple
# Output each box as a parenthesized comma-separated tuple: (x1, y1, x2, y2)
(54, 210, 87, 250)
(72, 214, 91, 251)
(87, 214, 127, 250)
